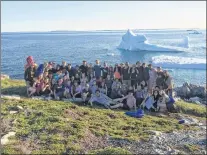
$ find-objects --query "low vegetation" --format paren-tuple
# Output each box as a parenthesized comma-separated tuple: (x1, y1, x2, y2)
(1, 79, 206, 154)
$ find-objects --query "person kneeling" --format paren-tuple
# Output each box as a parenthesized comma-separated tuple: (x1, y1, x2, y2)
(110, 91, 136, 111)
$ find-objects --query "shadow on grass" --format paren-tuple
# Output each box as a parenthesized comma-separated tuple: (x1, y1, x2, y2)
(1, 86, 27, 97)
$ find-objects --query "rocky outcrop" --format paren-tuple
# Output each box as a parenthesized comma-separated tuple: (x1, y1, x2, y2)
(174, 82, 206, 99)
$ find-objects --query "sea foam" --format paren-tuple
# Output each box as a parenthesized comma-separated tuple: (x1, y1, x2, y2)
(151, 55, 206, 70)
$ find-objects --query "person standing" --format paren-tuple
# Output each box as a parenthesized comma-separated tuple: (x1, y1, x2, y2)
(79, 60, 89, 77)
(93, 60, 102, 80)
(156, 67, 165, 90)
(148, 64, 157, 94)
(142, 63, 150, 86)
(114, 63, 122, 80)
(101, 62, 109, 80)
(136, 61, 144, 85)
(163, 70, 174, 97)
(122, 62, 131, 87)
(130, 65, 138, 88)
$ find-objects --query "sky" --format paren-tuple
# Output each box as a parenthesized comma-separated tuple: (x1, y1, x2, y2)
(1, 1, 206, 32)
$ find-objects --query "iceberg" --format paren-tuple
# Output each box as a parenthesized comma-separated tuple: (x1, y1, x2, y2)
(151, 55, 206, 70)
(118, 30, 188, 52)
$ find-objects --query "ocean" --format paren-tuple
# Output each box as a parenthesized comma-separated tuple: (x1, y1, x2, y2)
(1, 29, 206, 86)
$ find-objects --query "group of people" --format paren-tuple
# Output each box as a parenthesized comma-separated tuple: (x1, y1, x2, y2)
(24, 56, 176, 112)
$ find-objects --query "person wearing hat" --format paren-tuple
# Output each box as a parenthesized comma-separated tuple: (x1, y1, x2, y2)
(79, 60, 89, 76)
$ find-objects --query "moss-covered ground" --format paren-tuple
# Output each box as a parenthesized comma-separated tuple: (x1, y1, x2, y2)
(1, 79, 206, 154)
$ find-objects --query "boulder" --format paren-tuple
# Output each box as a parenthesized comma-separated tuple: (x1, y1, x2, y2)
(174, 82, 206, 99)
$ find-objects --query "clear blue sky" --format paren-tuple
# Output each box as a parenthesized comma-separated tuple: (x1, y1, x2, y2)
(1, 1, 206, 32)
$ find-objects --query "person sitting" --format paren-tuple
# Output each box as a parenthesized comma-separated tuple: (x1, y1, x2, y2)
(90, 80, 99, 95)
(159, 90, 177, 113)
(80, 73, 88, 85)
(120, 84, 128, 97)
(99, 81, 107, 95)
(140, 90, 161, 112)
(81, 84, 92, 105)
(89, 89, 113, 108)
(64, 80, 72, 99)
(135, 85, 144, 107)
(74, 73, 80, 84)
(39, 78, 52, 97)
(105, 74, 113, 97)
(53, 78, 65, 100)
(71, 81, 82, 99)
(110, 90, 136, 111)
(111, 82, 122, 99)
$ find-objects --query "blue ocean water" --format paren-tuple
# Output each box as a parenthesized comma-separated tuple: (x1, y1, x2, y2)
(1, 29, 206, 86)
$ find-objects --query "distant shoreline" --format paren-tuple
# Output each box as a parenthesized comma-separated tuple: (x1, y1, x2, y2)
(1, 28, 205, 34)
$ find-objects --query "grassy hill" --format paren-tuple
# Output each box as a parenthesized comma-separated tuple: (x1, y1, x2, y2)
(1, 79, 206, 154)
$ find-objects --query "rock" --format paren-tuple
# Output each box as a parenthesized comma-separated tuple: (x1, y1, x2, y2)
(31, 96, 45, 100)
(1, 74, 10, 80)
(1, 132, 16, 145)
(145, 130, 162, 136)
(10, 111, 18, 114)
(17, 105, 24, 110)
(168, 149, 180, 154)
(1, 95, 21, 100)
(174, 82, 206, 99)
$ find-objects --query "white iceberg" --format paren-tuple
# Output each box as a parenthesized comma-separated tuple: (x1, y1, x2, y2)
(118, 30, 188, 52)
(151, 55, 206, 70)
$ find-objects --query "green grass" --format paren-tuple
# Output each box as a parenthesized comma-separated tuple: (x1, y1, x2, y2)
(176, 100, 206, 117)
(1, 79, 27, 96)
(184, 144, 201, 152)
(1, 79, 206, 154)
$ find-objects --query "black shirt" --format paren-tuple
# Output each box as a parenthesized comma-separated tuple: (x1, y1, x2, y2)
(122, 67, 131, 80)
(79, 65, 88, 76)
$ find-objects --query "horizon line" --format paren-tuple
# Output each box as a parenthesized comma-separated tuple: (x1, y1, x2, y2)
(1, 27, 205, 33)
